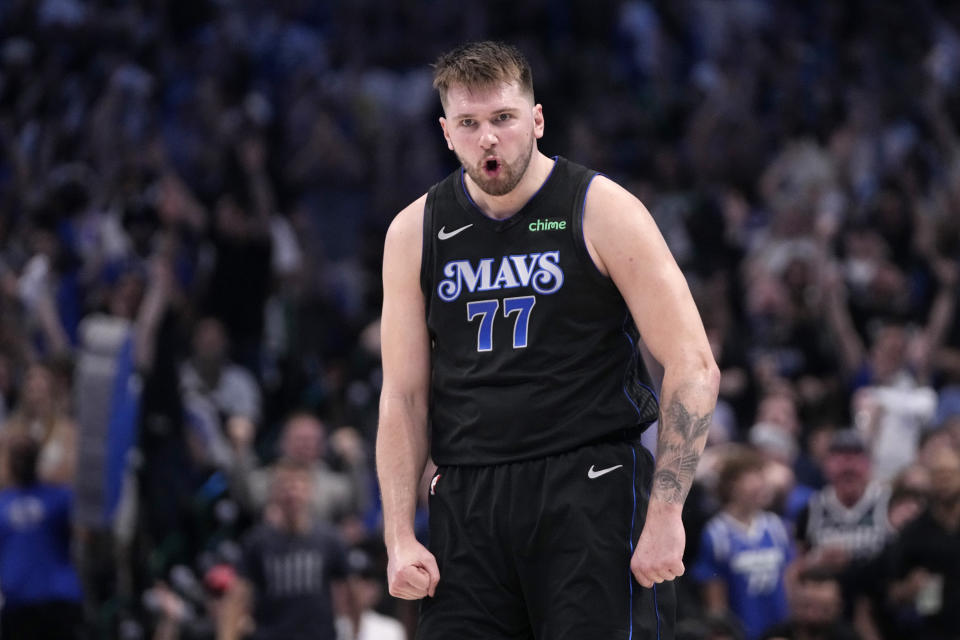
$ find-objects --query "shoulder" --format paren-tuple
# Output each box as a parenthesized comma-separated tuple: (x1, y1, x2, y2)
(383, 194, 428, 274)
(763, 511, 790, 538)
(583, 174, 645, 220)
(580, 174, 669, 277)
(385, 194, 428, 249)
(702, 515, 732, 553)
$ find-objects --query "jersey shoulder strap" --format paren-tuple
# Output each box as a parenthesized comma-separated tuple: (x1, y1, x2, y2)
(419, 183, 440, 302)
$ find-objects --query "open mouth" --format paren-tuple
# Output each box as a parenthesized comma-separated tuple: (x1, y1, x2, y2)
(484, 158, 501, 175)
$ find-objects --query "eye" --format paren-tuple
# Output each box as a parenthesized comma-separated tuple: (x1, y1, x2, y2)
(460, 119, 476, 127)
(496, 113, 512, 121)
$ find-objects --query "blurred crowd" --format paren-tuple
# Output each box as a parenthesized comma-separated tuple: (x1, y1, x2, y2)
(0, 0, 959, 639)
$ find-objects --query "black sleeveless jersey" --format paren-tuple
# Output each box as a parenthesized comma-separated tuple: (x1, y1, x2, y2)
(420, 157, 659, 465)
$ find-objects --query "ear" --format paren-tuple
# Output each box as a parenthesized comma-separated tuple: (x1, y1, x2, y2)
(532, 104, 544, 140)
(439, 117, 455, 151)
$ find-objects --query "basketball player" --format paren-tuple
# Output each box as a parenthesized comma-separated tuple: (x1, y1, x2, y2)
(376, 41, 720, 639)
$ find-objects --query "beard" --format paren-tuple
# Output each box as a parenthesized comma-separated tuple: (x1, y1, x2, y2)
(457, 131, 535, 197)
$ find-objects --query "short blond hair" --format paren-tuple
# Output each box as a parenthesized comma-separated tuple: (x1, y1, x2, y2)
(432, 41, 534, 109)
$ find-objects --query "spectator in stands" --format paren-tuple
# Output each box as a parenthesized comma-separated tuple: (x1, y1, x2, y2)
(0, 361, 76, 487)
(748, 421, 814, 523)
(15, 209, 76, 355)
(2, 1, 960, 636)
(181, 317, 262, 426)
(144, 564, 242, 640)
(794, 429, 891, 575)
(220, 462, 348, 640)
(760, 570, 858, 640)
(885, 464, 931, 531)
(336, 548, 405, 640)
(180, 317, 262, 470)
(73, 255, 173, 634)
(849, 463, 931, 640)
(202, 170, 274, 371)
(693, 447, 795, 640)
(0, 434, 83, 640)
(882, 444, 960, 639)
(231, 412, 365, 527)
(824, 262, 940, 481)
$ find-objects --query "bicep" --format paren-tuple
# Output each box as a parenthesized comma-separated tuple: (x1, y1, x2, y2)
(380, 198, 431, 403)
(584, 178, 712, 369)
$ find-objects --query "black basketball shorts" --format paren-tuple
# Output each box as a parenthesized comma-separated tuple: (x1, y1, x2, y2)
(417, 436, 676, 640)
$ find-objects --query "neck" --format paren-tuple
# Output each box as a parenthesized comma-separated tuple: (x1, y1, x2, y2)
(835, 484, 866, 508)
(465, 151, 554, 220)
(725, 503, 756, 526)
(195, 360, 222, 386)
(280, 510, 311, 535)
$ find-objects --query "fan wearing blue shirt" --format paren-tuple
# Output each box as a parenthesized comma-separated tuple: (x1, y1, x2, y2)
(0, 434, 82, 640)
(692, 448, 794, 640)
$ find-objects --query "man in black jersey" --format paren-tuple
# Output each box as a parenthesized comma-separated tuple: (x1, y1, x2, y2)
(377, 40, 720, 639)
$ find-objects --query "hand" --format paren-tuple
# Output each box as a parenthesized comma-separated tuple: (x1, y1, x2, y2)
(330, 427, 366, 466)
(226, 416, 255, 451)
(151, 583, 187, 622)
(905, 567, 935, 599)
(631, 500, 686, 588)
(888, 567, 936, 605)
(387, 537, 440, 600)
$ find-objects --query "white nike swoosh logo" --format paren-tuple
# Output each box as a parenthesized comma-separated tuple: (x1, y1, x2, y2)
(438, 224, 473, 240)
(587, 464, 623, 479)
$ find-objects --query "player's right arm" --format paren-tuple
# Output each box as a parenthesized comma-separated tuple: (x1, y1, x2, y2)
(376, 194, 440, 600)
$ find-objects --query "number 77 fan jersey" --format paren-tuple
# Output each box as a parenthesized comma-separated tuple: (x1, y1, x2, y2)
(420, 157, 659, 465)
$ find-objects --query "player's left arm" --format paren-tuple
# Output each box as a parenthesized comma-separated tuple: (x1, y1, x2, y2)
(583, 175, 720, 588)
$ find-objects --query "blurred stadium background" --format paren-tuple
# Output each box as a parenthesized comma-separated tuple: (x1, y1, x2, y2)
(0, 1, 959, 639)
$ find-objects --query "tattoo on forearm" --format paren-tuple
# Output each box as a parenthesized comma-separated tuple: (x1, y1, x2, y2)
(652, 397, 713, 504)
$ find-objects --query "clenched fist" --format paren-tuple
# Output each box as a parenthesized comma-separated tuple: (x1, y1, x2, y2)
(387, 537, 440, 600)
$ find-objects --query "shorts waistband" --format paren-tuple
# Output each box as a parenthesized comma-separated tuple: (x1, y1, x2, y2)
(584, 424, 648, 447)
(434, 425, 651, 468)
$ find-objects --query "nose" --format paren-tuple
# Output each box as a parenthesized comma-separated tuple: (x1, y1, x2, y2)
(478, 122, 498, 149)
